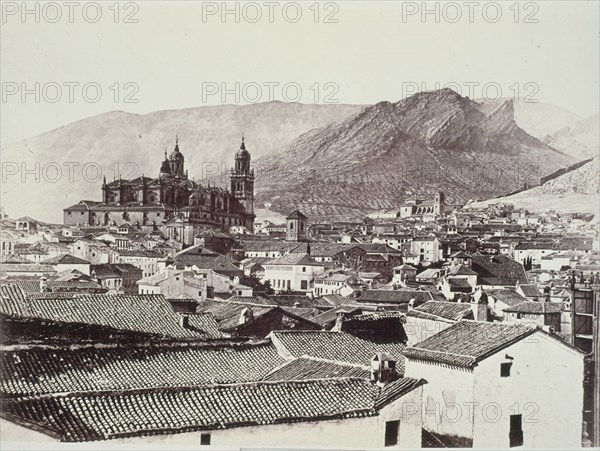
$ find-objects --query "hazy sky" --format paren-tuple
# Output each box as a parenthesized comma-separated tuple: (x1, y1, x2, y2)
(1, 0, 599, 143)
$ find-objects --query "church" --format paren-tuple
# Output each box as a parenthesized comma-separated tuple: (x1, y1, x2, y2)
(64, 137, 255, 244)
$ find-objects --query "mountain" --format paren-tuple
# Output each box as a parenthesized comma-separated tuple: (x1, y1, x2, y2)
(1, 102, 362, 223)
(542, 113, 600, 161)
(468, 157, 599, 217)
(492, 100, 581, 140)
(253, 89, 575, 219)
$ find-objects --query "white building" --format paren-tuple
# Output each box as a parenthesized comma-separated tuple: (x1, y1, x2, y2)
(404, 320, 585, 449)
(263, 253, 325, 293)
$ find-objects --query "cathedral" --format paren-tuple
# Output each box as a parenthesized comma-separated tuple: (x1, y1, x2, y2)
(64, 137, 255, 244)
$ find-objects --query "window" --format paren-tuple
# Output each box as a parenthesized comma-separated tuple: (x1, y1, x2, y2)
(200, 434, 211, 446)
(384, 420, 400, 447)
(302, 267, 306, 272)
(509, 414, 523, 447)
(300, 280, 308, 290)
(501, 362, 512, 377)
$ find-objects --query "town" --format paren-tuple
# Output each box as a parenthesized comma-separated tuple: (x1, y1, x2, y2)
(0, 137, 598, 449)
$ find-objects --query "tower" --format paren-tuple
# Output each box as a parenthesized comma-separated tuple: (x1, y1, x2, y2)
(434, 191, 445, 216)
(230, 136, 255, 219)
(159, 148, 171, 178)
(168, 136, 185, 177)
(286, 210, 307, 242)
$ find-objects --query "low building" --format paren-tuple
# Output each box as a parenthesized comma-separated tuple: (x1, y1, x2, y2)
(263, 253, 324, 294)
(404, 320, 585, 449)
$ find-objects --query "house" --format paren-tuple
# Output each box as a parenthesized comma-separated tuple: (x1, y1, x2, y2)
(192, 229, 235, 254)
(91, 263, 143, 294)
(117, 249, 163, 278)
(391, 264, 417, 285)
(306, 243, 366, 269)
(502, 301, 562, 332)
(313, 271, 357, 297)
(263, 253, 325, 294)
(485, 288, 530, 318)
(516, 282, 541, 300)
(403, 236, 442, 266)
(404, 320, 585, 449)
(1, 376, 425, 448)
(40, 254, 91, 276)
(137, 269, 207, 300)
(69, 239, 117, 264)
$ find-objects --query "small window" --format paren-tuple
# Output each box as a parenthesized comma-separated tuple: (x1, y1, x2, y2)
(384, 420, 400, 447)
(302, 267, 306, 272)
(301, 280, 308, 290)
(200, 433, 211, 446)
(501, 362, 512, 377)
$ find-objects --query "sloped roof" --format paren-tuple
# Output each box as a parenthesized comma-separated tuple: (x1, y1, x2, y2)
(271, 330, 405, 368)
(357, 289, 432, 305)
(503, 301, 562, 314)
(1, 293, 210, 339)
(405, 320, 538, 367)
(41, 254, 91, 265)
(408, 301, 473, 322)
(0, 284, 29, 316)
(486, 289, 529, 307)
(471, 255, 528, 286)
(1, 378, 415, 442)
(175, 255, 241, 272)
(517, 284, 541, 298)
(266, 253, 322, 266)
(447, 264, 478, 276)
(1, 341, 283, 398)
(263, 357, 370, 381)
(286, 210, 307, 220)
(196, 300, 276, 331)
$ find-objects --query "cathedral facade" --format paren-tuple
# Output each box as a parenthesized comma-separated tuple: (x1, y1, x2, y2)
(64, 137, 255, 244)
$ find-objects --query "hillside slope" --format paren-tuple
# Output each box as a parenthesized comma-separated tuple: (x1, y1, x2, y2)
(254, 89, 574, 219)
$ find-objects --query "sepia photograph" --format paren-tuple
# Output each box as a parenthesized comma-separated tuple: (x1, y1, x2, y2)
(0, 1, 599, 449)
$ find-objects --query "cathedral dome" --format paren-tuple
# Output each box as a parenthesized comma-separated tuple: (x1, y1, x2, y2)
(169, 137, 184, 161)
(236, 137, 250, 159)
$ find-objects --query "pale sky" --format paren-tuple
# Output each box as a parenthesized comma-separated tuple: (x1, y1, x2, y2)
(1, 0, 599, 143)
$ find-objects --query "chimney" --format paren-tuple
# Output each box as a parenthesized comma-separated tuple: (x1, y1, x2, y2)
(179, 314, 189, 329)
(408, 298, 415, 311)
(39, 276, 48, 293)
(370, 353, 398, 386)
(333, 311, 348, 332)
(239, 306, 254, 325)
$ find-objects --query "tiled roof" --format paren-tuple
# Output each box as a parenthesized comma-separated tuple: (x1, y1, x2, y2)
(503, 301, 562, 314)
(486, 289, 529, 307)
(375, 377, 426, 409)
(408, 301, 473, 322)
(286, 210, 307, 219)
(3, 378, 384, 442)
(175, 255, 241, 272)
(311, 306, 363, 326)
(196, 300, 276, 331)
(266, 253, 322, 266)
(1, 277, 41, 295)
(0, 284, 29, 316)
(471, 255, 528, 286)
(240, 240, 306, 254)
(263, 357, 370, 381)
(307, 243, 360, 257)
(41, 254, 91, 265)
(271, 331, 405, 368)
(517, 284, 541, 297)
(1, 341, 283, 398)
(446, 264, 477, 276)
(1, 293, 212, 339)
(0, 263, 55, 273)
(357, 289, 432, 305)
(405, 320, 537, 367)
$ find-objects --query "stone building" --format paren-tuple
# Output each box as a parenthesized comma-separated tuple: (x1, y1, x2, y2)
(64, 137, 255, 245)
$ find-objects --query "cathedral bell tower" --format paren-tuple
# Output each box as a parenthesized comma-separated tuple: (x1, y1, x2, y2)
(230, 136, 255, 216)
